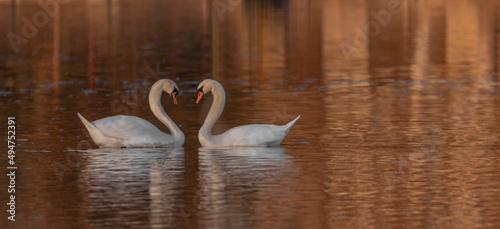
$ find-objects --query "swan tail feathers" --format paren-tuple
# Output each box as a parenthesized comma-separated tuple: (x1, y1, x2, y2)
(77, 113, 104, 146)
(283, 115, 300, 133)
(77, 113, 94, 130)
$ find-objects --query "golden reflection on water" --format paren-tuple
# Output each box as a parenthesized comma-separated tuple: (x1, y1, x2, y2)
(1, 0, 500, 228)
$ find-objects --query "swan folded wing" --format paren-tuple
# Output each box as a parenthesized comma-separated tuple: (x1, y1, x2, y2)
(220, 124, 287, 146)
(92, 115, 163, 140)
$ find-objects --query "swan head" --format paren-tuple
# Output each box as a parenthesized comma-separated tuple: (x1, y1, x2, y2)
(196, 79, 219, 104)
(157, 79, 180, 105)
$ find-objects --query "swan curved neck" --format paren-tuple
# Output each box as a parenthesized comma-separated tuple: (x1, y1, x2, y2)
(200, 81, 225, 138)
(149, 83, 182, 137)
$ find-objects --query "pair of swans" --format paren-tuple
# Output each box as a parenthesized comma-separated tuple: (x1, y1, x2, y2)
(78, 79, 300, 148)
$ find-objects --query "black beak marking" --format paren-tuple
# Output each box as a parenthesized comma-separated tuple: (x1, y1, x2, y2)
(197, 86, 204, 93)
(171, 87, 179, 96)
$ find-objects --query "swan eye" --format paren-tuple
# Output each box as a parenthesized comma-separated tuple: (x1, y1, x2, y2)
(171, 87, 179, 96)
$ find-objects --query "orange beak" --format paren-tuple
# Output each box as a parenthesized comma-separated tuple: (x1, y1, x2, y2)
(196, 91, 204, 104)
(172, 92, 178, 105)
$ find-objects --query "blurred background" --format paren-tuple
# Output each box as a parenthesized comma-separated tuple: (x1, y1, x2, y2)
(1, 0, 500, 228)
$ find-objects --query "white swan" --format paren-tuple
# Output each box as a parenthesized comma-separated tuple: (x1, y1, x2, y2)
(196, 79, 300, 147)
(78, 79, 184, 148)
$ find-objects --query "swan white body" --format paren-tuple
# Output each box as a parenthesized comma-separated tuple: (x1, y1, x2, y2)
(196, 79, 300, 147)
(78, 79, 184, 148)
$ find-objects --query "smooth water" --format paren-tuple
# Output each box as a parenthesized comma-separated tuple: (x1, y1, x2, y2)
(1, 0, 500, 228)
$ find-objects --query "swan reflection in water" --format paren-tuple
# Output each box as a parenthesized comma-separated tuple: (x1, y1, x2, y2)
(76, 147, 185, 228)
(75, 146, 295, 227)
(196, 147, 294, 228)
